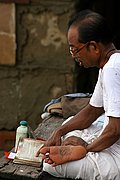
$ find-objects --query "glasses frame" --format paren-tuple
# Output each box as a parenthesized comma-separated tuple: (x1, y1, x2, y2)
(69, 42, 89, 56)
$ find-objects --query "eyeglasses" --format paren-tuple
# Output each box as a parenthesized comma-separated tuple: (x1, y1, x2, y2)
(69, 42, 89, 56)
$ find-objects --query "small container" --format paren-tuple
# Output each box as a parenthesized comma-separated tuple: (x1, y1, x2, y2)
(15, 120, 28, 152)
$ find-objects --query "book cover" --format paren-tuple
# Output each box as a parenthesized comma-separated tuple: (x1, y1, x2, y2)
(13, 138, 45, 167)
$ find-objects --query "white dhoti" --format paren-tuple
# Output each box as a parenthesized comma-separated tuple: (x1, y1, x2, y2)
(43, 116, 120, 180)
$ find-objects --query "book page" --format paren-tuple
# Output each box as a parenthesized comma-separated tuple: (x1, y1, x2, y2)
(15, 138, 44, 163)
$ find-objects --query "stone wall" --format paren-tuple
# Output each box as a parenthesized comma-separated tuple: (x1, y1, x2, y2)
(0, 0, 75, 130)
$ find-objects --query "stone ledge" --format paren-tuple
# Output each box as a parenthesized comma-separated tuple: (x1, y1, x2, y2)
(40, 171, 75, 180)
(0, 116, 82, 180)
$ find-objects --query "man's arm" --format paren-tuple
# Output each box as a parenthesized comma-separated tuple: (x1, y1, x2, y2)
(59, 104, 104, 133)
(45, 104, 104, 146)
(87, 117, 120, 152)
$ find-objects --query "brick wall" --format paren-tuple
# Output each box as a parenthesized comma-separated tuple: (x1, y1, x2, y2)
(0, 0, 75, 131)
(0, 131, 15, 151)
(0, 3, 16, 65)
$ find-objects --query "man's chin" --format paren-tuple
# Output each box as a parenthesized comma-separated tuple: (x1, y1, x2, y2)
(82, 64, 89, 68)
(83, 64, 95, 68)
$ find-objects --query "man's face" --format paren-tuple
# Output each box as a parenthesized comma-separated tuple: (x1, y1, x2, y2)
(67, 26, 98, 68)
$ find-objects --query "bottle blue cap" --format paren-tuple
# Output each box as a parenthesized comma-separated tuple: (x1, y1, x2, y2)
(20, 120, 28, 126)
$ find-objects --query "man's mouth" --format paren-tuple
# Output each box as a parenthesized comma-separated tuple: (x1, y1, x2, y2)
(74, 58, 83, 66)
(78, 60, 83, 66)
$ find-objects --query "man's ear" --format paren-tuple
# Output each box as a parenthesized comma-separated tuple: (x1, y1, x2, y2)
(89, 41, 99, 52)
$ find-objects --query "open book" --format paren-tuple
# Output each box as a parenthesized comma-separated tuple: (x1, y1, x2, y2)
(13, 138, 45, 167)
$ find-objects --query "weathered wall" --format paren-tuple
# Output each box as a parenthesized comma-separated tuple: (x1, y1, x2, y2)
(0, 0, 75, 130)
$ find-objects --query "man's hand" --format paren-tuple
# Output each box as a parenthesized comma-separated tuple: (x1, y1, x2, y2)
(44, 127, 62, 147)
(61, 136, 88, 147)
(36, 145, 87, 166)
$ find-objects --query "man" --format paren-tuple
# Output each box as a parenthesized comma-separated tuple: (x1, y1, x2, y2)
(36, 10, 120, 179)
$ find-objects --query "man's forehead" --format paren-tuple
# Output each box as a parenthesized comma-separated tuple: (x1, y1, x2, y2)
(68, 27, 79, 46)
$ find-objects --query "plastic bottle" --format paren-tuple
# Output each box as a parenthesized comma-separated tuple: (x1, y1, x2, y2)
(15, 120, 28, 152)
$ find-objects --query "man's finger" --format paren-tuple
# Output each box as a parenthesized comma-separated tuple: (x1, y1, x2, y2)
(36, 147, 50, 157)
(40, 146, 50, 154)
(45, 158, 53, 164)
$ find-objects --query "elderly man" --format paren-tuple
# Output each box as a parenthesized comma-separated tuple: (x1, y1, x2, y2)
(36, 10, 120, 180)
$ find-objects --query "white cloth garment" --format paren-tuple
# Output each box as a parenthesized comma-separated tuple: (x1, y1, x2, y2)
(43, 53, 120, 180)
